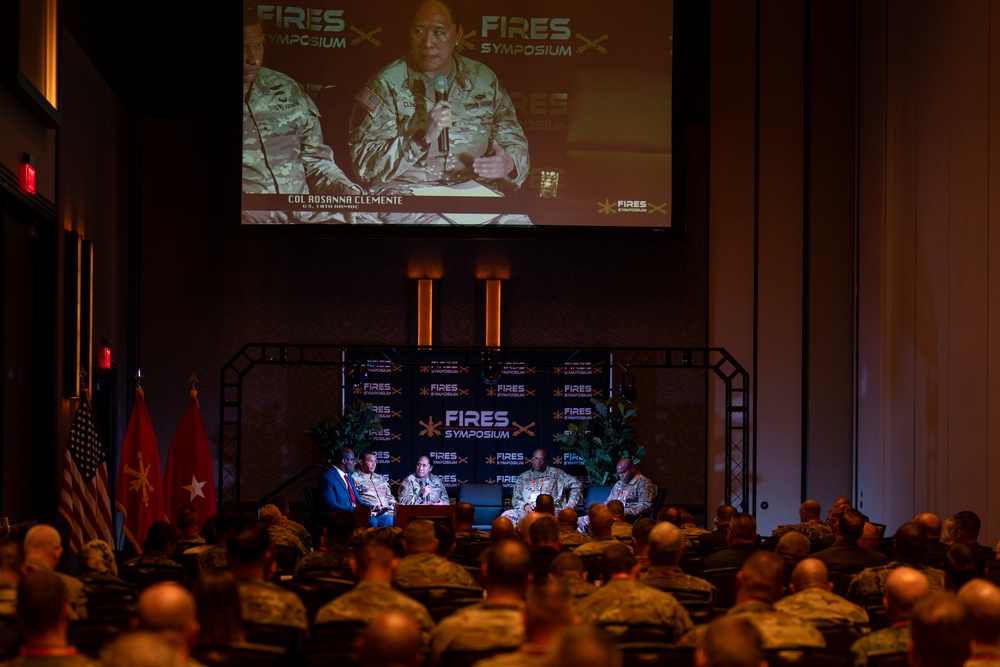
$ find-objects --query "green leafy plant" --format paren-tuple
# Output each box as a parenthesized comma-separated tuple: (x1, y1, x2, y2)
(556, 397, 645, 486)
(306, 400, 382, 466)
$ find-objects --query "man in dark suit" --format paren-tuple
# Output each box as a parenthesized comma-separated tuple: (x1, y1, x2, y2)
(700, 513, 761, 570)
(317, 447, 391, 526)
(811, 507, 886, 571)
(699, 505, 737, 552)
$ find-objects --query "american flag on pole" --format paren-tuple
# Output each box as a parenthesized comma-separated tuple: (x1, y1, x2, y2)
(58, 394, 114, 552)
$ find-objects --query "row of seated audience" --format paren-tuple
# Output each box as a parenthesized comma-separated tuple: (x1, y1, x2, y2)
(1, 495, 999, 667)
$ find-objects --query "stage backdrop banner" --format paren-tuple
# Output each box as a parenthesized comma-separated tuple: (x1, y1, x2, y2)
(345, 350, 609, 503)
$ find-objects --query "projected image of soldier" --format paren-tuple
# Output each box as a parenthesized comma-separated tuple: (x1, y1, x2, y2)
(349, 0, 530, 225)
(242, 3, 364, 224)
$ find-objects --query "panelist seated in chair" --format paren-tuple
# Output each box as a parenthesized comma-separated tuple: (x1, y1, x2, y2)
(398, 456, 450, 506)
(317, 447, 391, 528)
(500, 449, 583, 526)
(353, 451, 397, 522)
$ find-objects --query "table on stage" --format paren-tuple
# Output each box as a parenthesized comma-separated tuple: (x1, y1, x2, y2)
(394, 504, 455, 529)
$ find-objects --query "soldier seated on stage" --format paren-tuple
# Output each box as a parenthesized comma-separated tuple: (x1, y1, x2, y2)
(393, 519, 481, 590)
(500, 450, 583, 526)
(398, 456, 450, 506)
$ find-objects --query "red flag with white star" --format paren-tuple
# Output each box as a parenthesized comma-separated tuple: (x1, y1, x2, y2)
(115, 388, 164, 553)
(162, 388, 217, 529)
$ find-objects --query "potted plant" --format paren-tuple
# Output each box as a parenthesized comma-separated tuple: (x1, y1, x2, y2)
(306, 400, 382, 466)
(556, 397, 645, 485)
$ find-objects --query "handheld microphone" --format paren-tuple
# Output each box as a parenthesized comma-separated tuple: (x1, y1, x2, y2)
(433, 75, 449, 152)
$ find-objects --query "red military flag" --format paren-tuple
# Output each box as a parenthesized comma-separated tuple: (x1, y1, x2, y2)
(58, 392, 114, 552)
(115, 387, 163, 553)
(162, 387, 217, 527)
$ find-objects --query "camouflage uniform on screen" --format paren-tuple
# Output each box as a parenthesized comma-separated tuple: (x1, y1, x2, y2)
(576, 579, 693, 641)
(394, 552, 481, 590)
(313, 580, 435, 643)
(606, 473, 657, 521)
(846, 562, 946, 603)
(642, 566, 718, 600)
(773, 521, 834, 542)
(850, 623, 910, 667)
(679, 601, 826, 650)
(350, 55, 529, 194)
(429, 601, 526, 665)
(502, 469, 584, 524)
(236, 578, 308, 630)
(774, 587, 870, 626)
(398, 474, 450, 506)
(267, 523, 309, 557)
(243, 67, 359, 223)
(352, 470, 396, 516)
(573, 537, 633, 558)
(293, 546, 354, 578)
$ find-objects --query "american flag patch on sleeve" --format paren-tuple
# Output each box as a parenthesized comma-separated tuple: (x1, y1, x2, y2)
(356, 86, 383, 114)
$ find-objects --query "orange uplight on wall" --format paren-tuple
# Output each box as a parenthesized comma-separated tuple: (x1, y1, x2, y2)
(417, 279, 434, 347)
(484, 279, 502, 348)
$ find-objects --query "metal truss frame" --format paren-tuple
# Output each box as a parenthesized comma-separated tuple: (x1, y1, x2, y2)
(219, 344, 752, 512)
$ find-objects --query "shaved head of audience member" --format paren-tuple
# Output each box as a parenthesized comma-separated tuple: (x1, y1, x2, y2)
(790, 558, 833, 593)
(944, 542, 986, 590)
(883, 566, 931, 623)
(892, 521, 929, 564)
(775, 532, 811, 569)
(588, 504, 614, 539)
(832, 495, 852, 509)
(403, 519, 438, 554)
(557, 509, 579, 532)
(657, 507, 682, 526)
(550, 551, 587, 580)
(535, 494, 555, 515)
(695, 616, 765, 667)
(607, 500, 626, 522)
(17, 570, 71, 647)
(648, 522, 685, 567)
(528, 516, 561, 551)
(484, 540, 533, 596)
(714, 505, 738, 529)
(958, 579, 1000, 649)
(951, 511, 983, 544)
(729, 513, 758, 545)
(454, 502, 477, 529)
(22, 524, 63, 571)
(914, 512, 943, 542)
(736, 551, 786, 605)
(490, 516, 516, 543)
(858, 522, 880, 551)
(100, 631, 182, 667)
(798, 500, 822, 522)
(133, 582, 201, 660)
(357, 610, 425, 667)
(632, 518, 655, 558)
(909, 590, 972, 667)
(523, 580, 575, 645)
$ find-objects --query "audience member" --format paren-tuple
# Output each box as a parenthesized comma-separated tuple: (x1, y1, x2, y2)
(774, 558, 869, 625)
(943, 542, 986, 591)
(577, 543, 692, 641)
(270, 495, 312, 550)
(913, 512, 948, 566)
(607, 501, 633, 540)
(642, 521, 717, 600)
(772, 500, 834, 543)
(699, 505, 737, 552)
(260, 504, 309, 557)
(526, 516, 562, 583)
(294, 510, 355, 578)
(174, 506, 205, 555)
(357, 610, 426, 667)
(491, 517, 516, 544)
(858, 522, 881, 551)
(22, 524, 87, 620)
(77, 540, 121, 585)
(0, 540, 22, 616)
(774, 531, 811, 579)
(314, 537, 435, 643)
(534, 494, 556, 516)
(429, 540, 532, 664)
(192, 569, 245, 644)
(700, 513, 760, 570)
(99, 631, 181, 667)
(14, 570, 89, 664)
(957, 579, 1000, 664)
(474, 580, 576, 667)
(194, 508, 243, 574)
(121, 522, 183, 570)
(678, 509, 711, 544)
(694, 616, 765, 667)
(549, 552, 596, 600)
(631, 518, 655, 571)
(951, 511, 997, 560)
(551, 625, 621, 667)
(574, 506, 632, 558)
(680, 551, 825, 650)
(394, 519, 481, 589)
(848, 521, 945, 602)
(909, 590, 971, 667)
(850, 565, 929, 664)
(812, 508, 886, 571)
(556, 510, 590, 549)
(132, 582, 200, 663)
(454, 503, 490, 541)
(226, 520, 307, 631)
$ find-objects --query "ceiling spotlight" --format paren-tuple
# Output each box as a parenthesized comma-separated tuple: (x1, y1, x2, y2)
(481, 349, 503, 386)
(619, 369, 638, 404)
(345, 364, 368, 388)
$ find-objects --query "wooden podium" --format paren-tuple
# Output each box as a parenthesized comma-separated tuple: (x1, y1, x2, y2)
(394, 504, 455, 530)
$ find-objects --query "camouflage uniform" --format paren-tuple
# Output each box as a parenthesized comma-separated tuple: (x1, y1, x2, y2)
(965, 647, 1000, 666)
(679, 601, 826, 650)
(850, 623, 910, 667)
(352, 471, 397, 517)
(455, 529, 491, 541)
(642, 566, 718, 600)
(846, 562, 946, 603)
(611, 522, 633, 540)
(236, 578, 308, 630)
(350, 55, 529, 193)
(773, 587, 870, 626)
(195, 545, 226, 573)
(0, 583, 15, 617)
(576, 579, 693, 641)
(398, 474, 450, 506)
(555, 574, 597, 601)
(283, 519, 313, 551)
(25, 558, 89, 621)
(394, 553, 481, 590)
(772, 521, 834, 542)
(175, 535, 206, 552)
(243, 67, 359, 224)
(267, 523, 309, 557)
(293, 546, 354, 578)
(559, 529, 592, 549)
(471, 645, 550, 667)
(313, 580, 435, 644)
(502, 468, 583, 524)
(573, 537, 633, 558)
(606, 473, 657, 521)
(430, 601, 526, 665)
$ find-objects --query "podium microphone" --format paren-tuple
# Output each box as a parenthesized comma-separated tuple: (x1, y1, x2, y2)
(433, 75, 449, 152)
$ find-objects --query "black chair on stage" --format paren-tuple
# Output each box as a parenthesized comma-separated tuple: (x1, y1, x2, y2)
(456, 484, 504, 531)
(191, 642, 289, 667)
